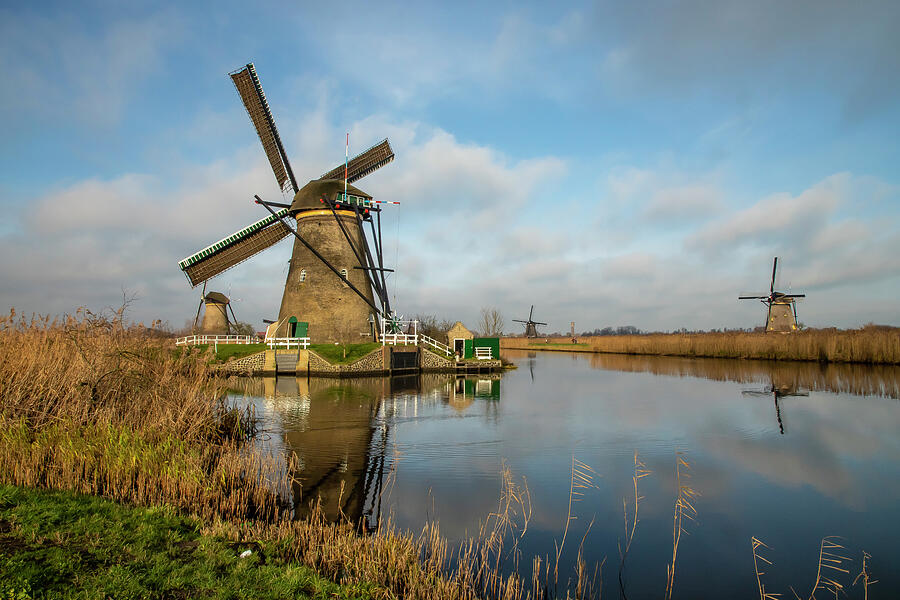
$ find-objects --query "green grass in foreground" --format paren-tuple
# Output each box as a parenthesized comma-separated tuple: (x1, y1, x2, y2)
(0, 484, 374, 600)
(310, 342, 381, 364)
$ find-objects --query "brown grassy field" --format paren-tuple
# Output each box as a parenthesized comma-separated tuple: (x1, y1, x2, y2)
(503, 326, 900, 364)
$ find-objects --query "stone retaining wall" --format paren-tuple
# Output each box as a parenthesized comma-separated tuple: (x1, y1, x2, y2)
(215, 351, 266, 374)
(421, 347, 454, 370)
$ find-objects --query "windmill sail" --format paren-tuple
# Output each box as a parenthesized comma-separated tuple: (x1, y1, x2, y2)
(231, 63, 298, 193)
(319, 139, 394, 183)
(179, 209, 291, 286)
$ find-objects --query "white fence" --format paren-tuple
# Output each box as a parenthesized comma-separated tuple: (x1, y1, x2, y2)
(265, 337, 310, 349)
(175, 335, 260, 346)
(381, 332, 418, 346)
(475, 347, 493, 360)
(420, 334, 452, 356)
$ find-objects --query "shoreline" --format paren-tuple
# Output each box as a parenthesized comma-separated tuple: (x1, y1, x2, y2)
(501, 329, 900, 365)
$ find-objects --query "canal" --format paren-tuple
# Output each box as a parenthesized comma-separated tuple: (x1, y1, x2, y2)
(230, 350, 900, 598)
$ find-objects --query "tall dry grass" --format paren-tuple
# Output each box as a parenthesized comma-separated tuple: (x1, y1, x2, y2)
(503, 327, 900, 364)
(0, 307, 291, 522)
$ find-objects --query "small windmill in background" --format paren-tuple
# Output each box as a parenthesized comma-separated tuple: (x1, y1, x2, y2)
(513, 305, 547, 338)
(739, 257, 806, 333)
(193, 283, 239, 335)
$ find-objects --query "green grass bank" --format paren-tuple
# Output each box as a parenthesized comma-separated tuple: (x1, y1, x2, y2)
(0, 484, 374, 600)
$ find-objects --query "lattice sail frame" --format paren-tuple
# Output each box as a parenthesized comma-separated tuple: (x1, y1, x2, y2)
(178, 209, 291, 287)
(319, 139, 394, 183)
(230, 64, 296, 194)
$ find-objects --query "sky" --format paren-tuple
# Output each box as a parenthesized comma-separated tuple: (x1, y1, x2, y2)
(1, 0, 899, 333)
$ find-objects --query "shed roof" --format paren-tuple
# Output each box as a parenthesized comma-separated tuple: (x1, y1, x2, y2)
(447, 321, 474, 338)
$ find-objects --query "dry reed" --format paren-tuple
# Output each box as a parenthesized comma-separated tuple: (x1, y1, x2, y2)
(503, 327, 900, 364)
(0, 307, 292, 523)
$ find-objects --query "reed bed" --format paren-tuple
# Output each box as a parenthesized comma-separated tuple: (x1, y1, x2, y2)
(503, 327, 900, 364)
(0, 307, 290, 523)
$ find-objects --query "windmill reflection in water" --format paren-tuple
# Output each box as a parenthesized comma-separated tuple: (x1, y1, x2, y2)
(742, 379, 809, 435)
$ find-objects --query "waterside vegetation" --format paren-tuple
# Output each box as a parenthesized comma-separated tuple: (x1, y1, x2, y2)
(0, 308, 883, 599)
(505, 326, 900, 364)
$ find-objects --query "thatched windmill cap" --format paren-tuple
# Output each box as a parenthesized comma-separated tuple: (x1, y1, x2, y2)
(291, 179, 372, 212)
(204, 291, 229, 305)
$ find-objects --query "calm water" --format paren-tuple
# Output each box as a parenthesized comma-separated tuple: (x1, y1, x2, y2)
(230, 351, 900, 599)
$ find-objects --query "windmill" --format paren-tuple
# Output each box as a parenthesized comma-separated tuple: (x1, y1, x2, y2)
(512, 305, 547, 338)
(193, 287, 238, 335)
(738, 257, 805, 333)
(177, 63, 396, 343)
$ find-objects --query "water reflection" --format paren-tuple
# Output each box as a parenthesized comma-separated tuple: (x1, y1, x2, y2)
(229, 373, 501, 528)
(741, 381, 809, 434)
(229, 353, 900, 598)
(502, 348, 900, 399)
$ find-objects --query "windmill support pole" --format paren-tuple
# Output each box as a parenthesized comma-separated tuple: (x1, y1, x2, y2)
(353, 209, 388, 310)
(359, 212, 388, 314)
(355, 210, 389, 313)
(374, 210, 390, 315)
(255, 196, 383, 318)
(228, 304, 238, 328)
(322, 199, 381, 301)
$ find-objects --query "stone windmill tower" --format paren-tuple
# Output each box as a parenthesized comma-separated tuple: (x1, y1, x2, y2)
(739, 257, 806, 332)
(178, 63, 396, 342)
(193, 290, 236, 335)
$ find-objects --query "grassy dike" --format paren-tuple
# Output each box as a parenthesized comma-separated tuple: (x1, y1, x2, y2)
(0, 484, 372, 600)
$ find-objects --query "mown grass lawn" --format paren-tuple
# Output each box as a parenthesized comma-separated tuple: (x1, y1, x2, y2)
(0, 485, 375, 600)
(177, 343, 268, 364)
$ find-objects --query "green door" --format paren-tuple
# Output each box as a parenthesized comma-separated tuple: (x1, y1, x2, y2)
(464, 339, 474, 359)
(296, 321, 308, 338)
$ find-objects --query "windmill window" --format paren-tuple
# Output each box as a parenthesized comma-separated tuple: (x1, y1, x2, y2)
(340, 268, 348, 286)
(299, 269, 306, 282)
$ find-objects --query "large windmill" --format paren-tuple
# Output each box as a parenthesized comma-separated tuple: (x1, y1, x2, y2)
(739, 257, 806, 333)
(178, 63, 396, 342)
(512, 305, 547, 338)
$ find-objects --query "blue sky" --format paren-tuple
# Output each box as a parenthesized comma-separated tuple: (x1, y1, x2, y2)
(1, 0, 898, 332)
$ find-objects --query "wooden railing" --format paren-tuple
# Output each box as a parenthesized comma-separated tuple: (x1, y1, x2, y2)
(420, 334, 452, 356)
(175, 335, 260, 346)
(381, 333, 418, 346)
(265, 337, 310, 349)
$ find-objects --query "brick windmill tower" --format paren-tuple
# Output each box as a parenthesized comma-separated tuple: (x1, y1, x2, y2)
(739, 257, 806, 332)
(178, 64, 396, 342)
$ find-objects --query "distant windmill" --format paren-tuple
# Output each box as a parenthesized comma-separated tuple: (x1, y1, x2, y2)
(739, 257, 806, 333)
(193, 285, 239, 335)
(513, 305, 547, 338)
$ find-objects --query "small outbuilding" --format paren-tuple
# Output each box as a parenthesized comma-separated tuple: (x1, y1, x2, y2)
(446, 321, 474, 358)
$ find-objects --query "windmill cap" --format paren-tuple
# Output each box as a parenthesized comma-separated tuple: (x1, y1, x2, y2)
(291, 179, 372, 212)
(204, 291, 229, 304)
